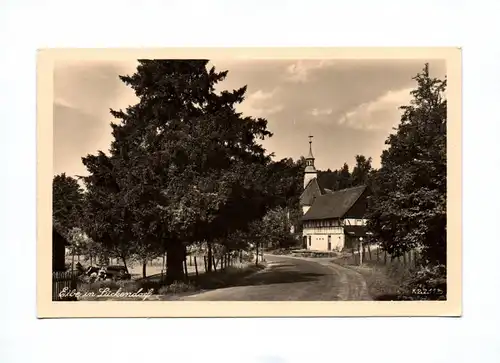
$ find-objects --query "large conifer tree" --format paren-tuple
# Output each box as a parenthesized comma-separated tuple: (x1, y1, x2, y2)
(81, 60, 277, 281)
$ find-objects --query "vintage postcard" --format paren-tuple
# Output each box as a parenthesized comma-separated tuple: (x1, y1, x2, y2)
(37, 47, 462, 317)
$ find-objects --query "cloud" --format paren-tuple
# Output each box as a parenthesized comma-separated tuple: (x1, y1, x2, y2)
(237, 88, 284, 117)
(310, 108, 333, 117)
(337, 87, 413, 130)
(250, 89, 275, 101)
(284, 60, 335, 82)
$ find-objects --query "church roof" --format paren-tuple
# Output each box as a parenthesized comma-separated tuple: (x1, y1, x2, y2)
(299, 178, 323, 206)
(299, 177, 335, 206)
(302, 185, 367, 221)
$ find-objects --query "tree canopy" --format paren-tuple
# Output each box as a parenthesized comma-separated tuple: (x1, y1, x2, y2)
(367, 64, 447, 266)
(78, 60, 302, 281)
(52, 173, 84, 236)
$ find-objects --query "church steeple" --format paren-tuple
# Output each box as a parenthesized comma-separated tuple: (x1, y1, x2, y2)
(304, 135, 317, 189)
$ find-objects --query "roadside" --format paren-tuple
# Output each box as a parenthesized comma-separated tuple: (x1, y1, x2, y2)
(266, 254, 372, 301)
(331, 252, 415, 300)
(266, 248, 409, 301)
(77, 261, 267, 301)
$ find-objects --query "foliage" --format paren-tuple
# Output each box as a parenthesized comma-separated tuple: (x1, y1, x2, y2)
(158, 281, 196, 295)
(79, 60, 291, 282)
(367, 63, 447, 265)
(317, 155, 374, 192)
(52, 173, 84, 236)
(398, 264, 446, 300)
(66, 227, 93, 257)
(351, 155, 373, 186)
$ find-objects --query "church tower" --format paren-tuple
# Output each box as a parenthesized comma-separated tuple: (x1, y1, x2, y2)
(304, 136, 317, 189)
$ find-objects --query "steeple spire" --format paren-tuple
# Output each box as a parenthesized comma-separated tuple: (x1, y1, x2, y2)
(303, 135, 317, 189)
(307, 135, 314, 158)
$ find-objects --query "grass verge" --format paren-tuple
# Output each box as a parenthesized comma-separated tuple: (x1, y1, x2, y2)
(332, 254, 415, 300)
(77, 262, 266, 301)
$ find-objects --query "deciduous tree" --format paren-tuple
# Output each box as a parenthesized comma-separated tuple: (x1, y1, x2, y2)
(367, 63, 447, 266)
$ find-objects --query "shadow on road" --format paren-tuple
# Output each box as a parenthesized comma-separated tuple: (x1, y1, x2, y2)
(133, 259, 329, 295)
(243, 270, 324, 286)
(194, 264, 327, 291)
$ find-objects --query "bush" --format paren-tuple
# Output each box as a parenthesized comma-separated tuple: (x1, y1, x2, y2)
(158, 281, 196, 295)
(271, 248, 292, 255)
(397, 264, 446, 300)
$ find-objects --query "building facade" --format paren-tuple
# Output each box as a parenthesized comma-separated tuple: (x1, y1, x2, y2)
(299, 140, 370, 251)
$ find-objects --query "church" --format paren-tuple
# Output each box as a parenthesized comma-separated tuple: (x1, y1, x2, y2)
(299, 138, 370, 252)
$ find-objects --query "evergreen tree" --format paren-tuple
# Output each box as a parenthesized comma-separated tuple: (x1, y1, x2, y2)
(81, 60, 275, 282)
(351, 155, 372, 187)
(337, 163, 352, 190)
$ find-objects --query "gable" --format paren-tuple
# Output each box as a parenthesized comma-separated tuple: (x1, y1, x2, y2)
(299, 178, 323, 206)
(343, 190, 369, 219)
(302, 185, 368, 221)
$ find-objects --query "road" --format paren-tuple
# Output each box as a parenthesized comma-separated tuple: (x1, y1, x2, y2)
(179, 254, 372, 301)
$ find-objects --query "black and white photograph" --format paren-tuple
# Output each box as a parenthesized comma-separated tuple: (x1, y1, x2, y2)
(38, 48, 461, 317)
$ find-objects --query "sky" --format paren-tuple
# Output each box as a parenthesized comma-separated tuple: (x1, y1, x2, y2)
(53, 58, 446, 177)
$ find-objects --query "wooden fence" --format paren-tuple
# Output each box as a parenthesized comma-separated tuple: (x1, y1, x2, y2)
(349, 243, 421, 269)
(52, 270, 80, 301)
(158, 251, 246, 283)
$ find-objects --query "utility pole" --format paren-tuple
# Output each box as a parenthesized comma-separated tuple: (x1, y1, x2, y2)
(359, 237, 364, 266)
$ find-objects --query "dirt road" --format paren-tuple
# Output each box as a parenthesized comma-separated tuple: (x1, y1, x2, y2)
(179, 254, 371, 301)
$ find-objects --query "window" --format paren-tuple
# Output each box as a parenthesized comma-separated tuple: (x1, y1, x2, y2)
(356, 219, 362, 225)
(308, 236, 311, 246)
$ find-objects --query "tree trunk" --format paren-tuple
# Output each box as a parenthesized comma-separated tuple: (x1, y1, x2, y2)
(166, 240, 185, 283)
(207, 241, 213, 272)
(142, 260, 147, 278)
(121, 256, 129, 273)
(255, 243, 259, 266)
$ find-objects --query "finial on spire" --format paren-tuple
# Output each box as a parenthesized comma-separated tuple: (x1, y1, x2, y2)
(306, 135, 314, 159)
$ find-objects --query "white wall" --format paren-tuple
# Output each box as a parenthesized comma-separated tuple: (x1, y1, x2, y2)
(302, 205, 311, 215)
(303, 227, 345, 251)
